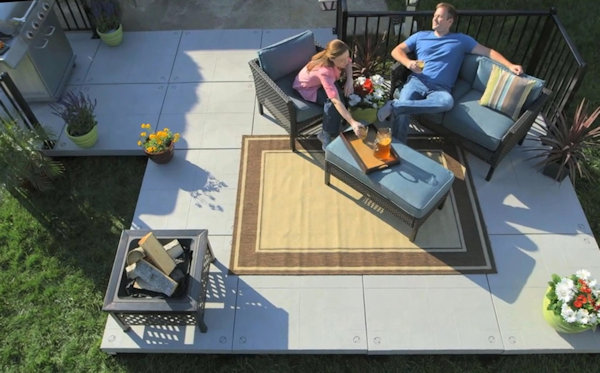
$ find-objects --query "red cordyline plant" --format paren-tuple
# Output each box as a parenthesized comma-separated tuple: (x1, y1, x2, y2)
(531, 98, 600, 184)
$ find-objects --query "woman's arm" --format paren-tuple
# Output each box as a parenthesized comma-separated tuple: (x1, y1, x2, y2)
(331, 96, 363, 134)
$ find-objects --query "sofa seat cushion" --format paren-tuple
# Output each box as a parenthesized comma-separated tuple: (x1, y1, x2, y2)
(275, 73, 323, 123)
(441, 90, 514, 151)
(258, 30, 315, 81)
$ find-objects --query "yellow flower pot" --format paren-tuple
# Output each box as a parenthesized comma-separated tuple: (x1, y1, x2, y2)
(542, 287, 591, 334)
(144, 142, 174, 164)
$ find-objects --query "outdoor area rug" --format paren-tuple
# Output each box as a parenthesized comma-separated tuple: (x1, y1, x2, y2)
(230, 135, 494, 275)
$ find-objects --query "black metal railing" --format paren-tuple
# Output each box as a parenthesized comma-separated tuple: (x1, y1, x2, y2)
(335, 0, 586, 125)
(54, 0, 93, 31)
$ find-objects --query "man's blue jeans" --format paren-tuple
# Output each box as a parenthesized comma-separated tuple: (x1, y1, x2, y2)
(391, 75, 454, 143)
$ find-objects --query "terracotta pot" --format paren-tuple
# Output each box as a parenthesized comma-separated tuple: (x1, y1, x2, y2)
(542, 287, 591, 334)
(144, 142, 174, 164)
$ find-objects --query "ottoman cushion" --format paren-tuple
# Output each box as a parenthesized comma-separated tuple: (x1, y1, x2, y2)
(325, 134, 455, 219)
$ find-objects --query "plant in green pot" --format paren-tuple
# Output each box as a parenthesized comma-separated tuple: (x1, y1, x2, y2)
(529, 98, 600, 184)
(51, 91, 99, 148)
(543, 269, 599, 333)
(347, 74, 389, 124)
(0, 117, 64, 192)
(90, 0, 123, 46)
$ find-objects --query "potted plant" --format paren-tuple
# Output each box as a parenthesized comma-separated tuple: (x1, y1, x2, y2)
(90, 0, 123, 46)
(347, 74, 389, 124)
(0, 117, 63, 192)
(543, 269, 599, 333)
(529, 98, 600, 184)
(138, 123, 180, 164)
(51, 91, 99, 148)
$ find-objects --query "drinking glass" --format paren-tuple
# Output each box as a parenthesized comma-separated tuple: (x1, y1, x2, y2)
(357, 125, 368, 141)
(374, 127, 392, 159)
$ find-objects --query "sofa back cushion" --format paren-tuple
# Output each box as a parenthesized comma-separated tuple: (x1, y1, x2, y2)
(258, 30, 315, 81)
(457, 54, 480, 85)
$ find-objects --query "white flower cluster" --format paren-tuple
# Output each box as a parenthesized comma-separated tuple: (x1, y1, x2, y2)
(348, 74, 388, 109)
(553, 269, 600, 326)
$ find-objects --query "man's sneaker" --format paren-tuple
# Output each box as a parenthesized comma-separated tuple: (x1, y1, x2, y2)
(317, 131, 332, 151)
(377, 100, 393, 122)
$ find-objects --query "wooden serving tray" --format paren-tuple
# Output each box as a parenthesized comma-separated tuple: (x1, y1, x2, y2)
(340, 124, 400, 174)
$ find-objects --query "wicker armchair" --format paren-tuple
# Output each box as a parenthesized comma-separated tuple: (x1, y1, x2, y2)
(389, 55, 551, 181)
(249, 30, 323, 151)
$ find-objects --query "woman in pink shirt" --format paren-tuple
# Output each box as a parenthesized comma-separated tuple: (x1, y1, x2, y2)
(293, 39, 364, 149)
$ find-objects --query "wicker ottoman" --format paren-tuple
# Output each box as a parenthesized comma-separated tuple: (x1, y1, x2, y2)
(324, 135, 455, 241)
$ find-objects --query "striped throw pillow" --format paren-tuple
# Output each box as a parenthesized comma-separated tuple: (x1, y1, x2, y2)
(479, 65, 536, 120)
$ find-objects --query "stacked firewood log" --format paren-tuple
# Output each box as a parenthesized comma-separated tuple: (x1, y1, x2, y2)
(125, 232, 185, 296)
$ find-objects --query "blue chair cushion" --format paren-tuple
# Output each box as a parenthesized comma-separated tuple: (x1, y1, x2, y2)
(442, 90, 515, 151)
(325, 132, 455, 219)
(258, 30, 315, 81)
(275, 73, 323, 122)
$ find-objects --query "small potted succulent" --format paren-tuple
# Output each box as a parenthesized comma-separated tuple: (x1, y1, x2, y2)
(90, 0, 123, 46)
(529, 98, 600, 184)
(51, 90, 99, 148)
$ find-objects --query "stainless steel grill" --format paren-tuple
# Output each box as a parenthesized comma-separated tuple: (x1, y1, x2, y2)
(0, 0, 75, 102)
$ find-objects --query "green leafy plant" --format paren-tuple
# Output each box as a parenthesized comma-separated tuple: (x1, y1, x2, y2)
(546, 269, 600, 329)
(138, 123, 180, 154)
(0, 118, 63, 192)
(351, 33, 388, 80)
(50, 91, 98, 137)
(90, 0, 121, 33)
(348, 74, 390, 109)
(529, 98, 600, 184)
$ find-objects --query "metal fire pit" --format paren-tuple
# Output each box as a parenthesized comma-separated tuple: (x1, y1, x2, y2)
(102, 229, 215, 333)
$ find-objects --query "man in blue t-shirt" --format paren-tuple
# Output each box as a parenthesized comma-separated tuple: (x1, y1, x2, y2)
(378, 2, 523, 142)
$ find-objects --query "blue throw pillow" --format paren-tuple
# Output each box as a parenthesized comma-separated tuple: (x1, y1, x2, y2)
(258, 30, 315, 81)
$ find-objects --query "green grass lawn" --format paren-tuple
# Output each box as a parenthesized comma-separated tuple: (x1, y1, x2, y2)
(0, 156, 598, 372)
(1, 1, 599, 371)
(0, 154, 599, 373)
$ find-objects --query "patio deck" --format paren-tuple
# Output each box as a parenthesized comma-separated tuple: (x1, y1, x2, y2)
(31, 28, 600, 354)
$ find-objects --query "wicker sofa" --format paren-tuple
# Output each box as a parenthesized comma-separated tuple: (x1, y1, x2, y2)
(391, 54, 551, 181)
(249, 30, 324, 151)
